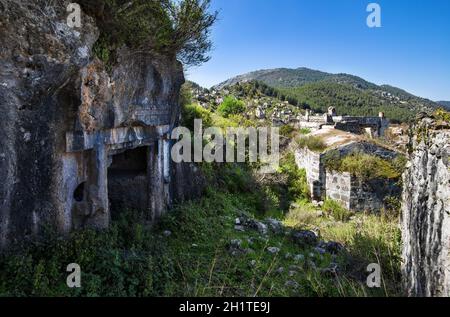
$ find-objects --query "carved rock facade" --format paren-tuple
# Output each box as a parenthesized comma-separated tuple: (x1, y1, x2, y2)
(0, 0, 187, 249)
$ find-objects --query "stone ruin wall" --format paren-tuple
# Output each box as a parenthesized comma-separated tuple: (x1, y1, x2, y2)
(297, 109, 389, 137)
(326, 171, 401, 212)
(0, 0, 202, 250)
(295, 147, 324, 199)
(401, 119, 450, 297)
(295, 142, 400, 212)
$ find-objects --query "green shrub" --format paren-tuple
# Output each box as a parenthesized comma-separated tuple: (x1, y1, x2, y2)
(340, 153, 399, 180)
(181, 103, 213, 131)
(299, 128, 311, 135)
(322, 199, 352, 222)
(217, 96, 246, 118)
(324, 151, 402, 181)
(434, 108, 450, 123)
(85, 0, 217, 68)
(280, 125, 295, 137)
(279, 153, 310, 201)
(297, 136, 327, 152)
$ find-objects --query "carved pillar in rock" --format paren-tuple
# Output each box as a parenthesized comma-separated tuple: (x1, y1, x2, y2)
(84, 139, 109, 229)
(148, 136, 168, 222)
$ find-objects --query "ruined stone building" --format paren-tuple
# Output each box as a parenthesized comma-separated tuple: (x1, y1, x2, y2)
(295, 128, 401, 211)
(298, 107, 389, 138)
(0, 1, 202, 249)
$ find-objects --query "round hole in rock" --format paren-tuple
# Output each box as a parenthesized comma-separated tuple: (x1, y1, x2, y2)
(74, 182, 85, 202)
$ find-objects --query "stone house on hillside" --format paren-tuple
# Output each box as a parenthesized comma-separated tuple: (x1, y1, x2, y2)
(298, 107, 389, 138)
(295, 128, 401, 212)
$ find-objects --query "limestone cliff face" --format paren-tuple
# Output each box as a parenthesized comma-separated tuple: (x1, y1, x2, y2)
(0, 0, 186, 249)
(401, 117, 450, 297)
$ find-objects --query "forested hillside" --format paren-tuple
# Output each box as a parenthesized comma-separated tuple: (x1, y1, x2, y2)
(214, 67, 440, 122)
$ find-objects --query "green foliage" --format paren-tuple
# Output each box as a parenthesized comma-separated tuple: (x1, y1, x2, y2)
(299, 128, 311, 135)
(279, 81, 429, 123)
(181, 103, 212, 130)
(217, 96, 246, 118)
(324, 151, 402, 180)
(279, 125, 295, 137)
(279, 153, 310, 201)
(297, 136, 327, 152)
(322, 200, 352, 222)
(180, 83, 193, 107)
(84, 0, 217, 68)
(285, 202, 402, 296)
(434, 108, 450, 123)
(219, 68, 439, 123)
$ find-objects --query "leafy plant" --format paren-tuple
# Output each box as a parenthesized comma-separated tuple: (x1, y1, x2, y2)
(181, 103, 212, 130)
(322, 199, 352, 222)
(217, 96, 246, 118)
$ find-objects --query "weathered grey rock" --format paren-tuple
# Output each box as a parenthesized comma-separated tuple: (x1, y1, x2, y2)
(291, 230, 318, 246)
(265, 218, 284, 234)
(267, 247, 280, 254)
(284, 280, 299, 289)
(402, 119, 450, 297)
(318, 241, 345, 255)
(0, 1, 188, 250)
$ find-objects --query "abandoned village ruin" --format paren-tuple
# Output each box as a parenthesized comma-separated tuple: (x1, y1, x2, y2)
(295, 107, 400, 211)
(0, 0, 449, 297)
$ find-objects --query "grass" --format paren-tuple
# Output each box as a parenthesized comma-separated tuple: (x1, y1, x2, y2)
(322, 199, 353, 222)
(297, 136, 327, 152)
(284, 201, 402, 297)
(0, 98, 404, 297)
(0, 160, 402, 297)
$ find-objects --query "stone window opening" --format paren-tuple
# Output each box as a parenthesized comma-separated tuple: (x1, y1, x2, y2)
(73, 182, 86, 202)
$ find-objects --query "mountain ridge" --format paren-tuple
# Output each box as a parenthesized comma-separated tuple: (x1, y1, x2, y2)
(212, 67, 439, 122)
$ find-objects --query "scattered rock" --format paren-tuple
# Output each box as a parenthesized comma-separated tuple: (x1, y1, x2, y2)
(229, 239, 242, 249)
(254, 221, 268, 235)
(318, 241, 345, 255)
(291, 230, 318, 246)
(234, 225, 245, 232)
(320, 262, 339, 277)
(285, 280, 299, 289)
(265, 218, 284, 234)
(267, 247, 281, 254)
(314, 247, 326, 255)
(275, 267, 285, 274)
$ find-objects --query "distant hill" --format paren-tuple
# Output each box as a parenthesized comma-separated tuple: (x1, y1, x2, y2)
(437, 101, 450, 110)
(214, 67, 440, 122)
(215, 67, 378, 90)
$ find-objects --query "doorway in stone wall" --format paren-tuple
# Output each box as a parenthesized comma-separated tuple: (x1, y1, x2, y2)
(107, 146, 149, 221)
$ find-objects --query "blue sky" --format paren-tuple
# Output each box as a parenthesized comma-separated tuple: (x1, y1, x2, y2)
(186, 0, 450, 101)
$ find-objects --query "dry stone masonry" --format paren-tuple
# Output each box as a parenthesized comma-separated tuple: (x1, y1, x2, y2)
(295, 137, 400, 212)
